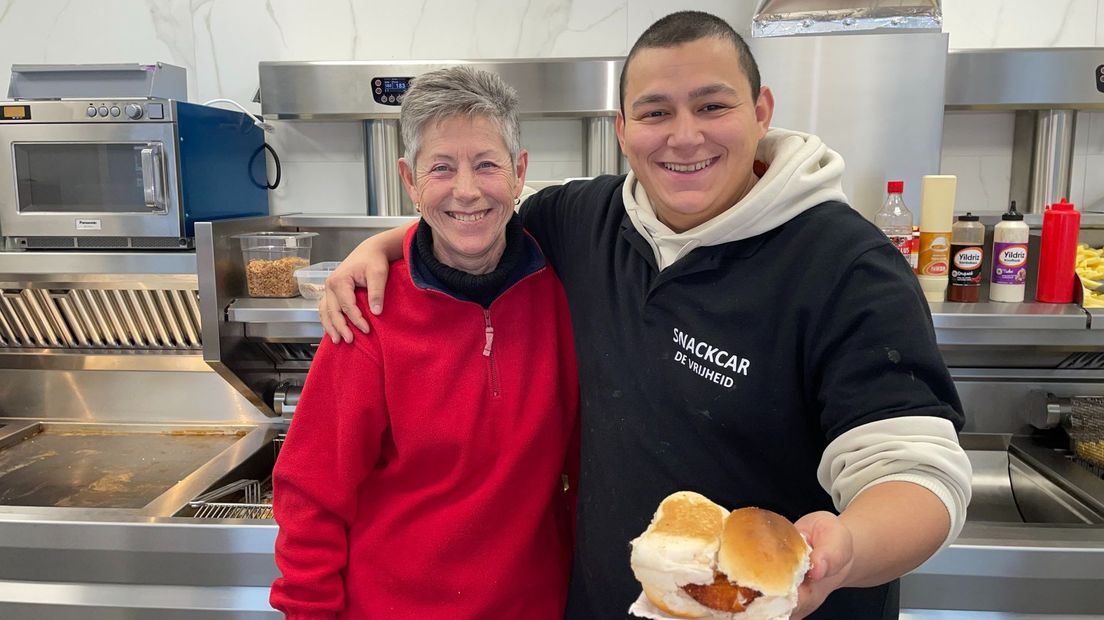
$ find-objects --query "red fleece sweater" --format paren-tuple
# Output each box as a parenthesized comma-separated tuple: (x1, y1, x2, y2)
(270, 232, 579, 620)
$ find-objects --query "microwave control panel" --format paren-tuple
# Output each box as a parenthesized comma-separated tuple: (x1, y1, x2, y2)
(372, 77, 411, 106)
(82, 102, 165, 120)
(0, 100, 172, 123)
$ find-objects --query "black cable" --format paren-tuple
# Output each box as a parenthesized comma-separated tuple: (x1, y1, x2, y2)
(264, 142, 282, 190)
(249, 143, 282, 190)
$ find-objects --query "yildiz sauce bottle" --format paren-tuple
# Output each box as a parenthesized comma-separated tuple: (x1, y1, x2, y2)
(948, 212, 985, 302)
(990, 201, 1030, 303)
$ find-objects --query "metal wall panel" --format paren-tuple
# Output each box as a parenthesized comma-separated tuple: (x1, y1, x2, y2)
(751, 32, 948, 219)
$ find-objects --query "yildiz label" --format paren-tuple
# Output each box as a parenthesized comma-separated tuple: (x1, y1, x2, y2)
(950, 245, 984, 286)
(992, 241, 1028, 285)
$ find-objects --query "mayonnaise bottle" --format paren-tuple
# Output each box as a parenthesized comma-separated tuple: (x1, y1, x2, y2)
(916, 175, 957, 302)
(989, 201, 1030, 303)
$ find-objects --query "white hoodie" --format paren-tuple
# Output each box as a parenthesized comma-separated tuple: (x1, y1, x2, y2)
(622, 127, 848, 271)
(621, 127, 972, 547)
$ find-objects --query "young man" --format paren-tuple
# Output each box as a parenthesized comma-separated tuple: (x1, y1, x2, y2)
(319, 12, 971, 619)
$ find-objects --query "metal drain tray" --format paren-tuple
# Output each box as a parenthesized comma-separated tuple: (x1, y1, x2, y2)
(0, 421, 272, 518)
(965, 434, 1104, 525)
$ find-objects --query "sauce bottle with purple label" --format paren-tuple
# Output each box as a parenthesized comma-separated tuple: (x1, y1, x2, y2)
(989, 201, 1030, 303)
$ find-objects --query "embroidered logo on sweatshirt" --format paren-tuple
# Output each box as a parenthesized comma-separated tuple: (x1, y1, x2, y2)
(671, 327, 750, 388)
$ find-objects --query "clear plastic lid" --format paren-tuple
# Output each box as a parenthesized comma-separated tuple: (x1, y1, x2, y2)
(294, 261, 341, 279)
(233, 231, 318, 249)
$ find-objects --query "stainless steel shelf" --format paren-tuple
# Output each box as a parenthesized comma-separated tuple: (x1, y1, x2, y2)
(229, 298, 1094, 328)
(226, 297, 1103, 347)
(0, 251, 197, 276)
(278, 214, 416, 229)
(930, 302, 1088, 330)
(930, 302, 1099, 347)
(227, 298, 319, 323)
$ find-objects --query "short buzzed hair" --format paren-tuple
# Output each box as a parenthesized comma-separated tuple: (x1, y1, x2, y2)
(400, 65, 522, 171)
(619, 11, 761, 114)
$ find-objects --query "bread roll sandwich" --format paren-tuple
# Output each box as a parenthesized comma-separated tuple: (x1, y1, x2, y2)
(630, 491, 811, 620)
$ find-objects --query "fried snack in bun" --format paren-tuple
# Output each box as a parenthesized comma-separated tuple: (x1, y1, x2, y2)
(630, 492, 811, 620)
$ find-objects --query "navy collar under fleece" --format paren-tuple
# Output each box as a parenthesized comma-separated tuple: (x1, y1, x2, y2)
(409, 214, 545, 308)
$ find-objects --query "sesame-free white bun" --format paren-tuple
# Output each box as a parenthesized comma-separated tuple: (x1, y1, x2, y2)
(630, 494, 811, 620)
(631, 492, 728, 618)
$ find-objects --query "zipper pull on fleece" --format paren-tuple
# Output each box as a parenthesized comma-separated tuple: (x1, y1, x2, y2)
(483, 310, 494, 357)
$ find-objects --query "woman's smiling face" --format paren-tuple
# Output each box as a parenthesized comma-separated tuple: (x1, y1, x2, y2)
(399, 114, 527, 274)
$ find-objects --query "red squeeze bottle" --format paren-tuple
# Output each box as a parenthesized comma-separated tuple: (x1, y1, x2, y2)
(1036, 198, 1082, 303)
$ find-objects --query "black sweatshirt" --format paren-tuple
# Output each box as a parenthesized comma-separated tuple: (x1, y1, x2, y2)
(520, 175, 963, 620)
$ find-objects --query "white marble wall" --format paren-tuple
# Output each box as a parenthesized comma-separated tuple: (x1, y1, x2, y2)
(0, 0, 1100, 214)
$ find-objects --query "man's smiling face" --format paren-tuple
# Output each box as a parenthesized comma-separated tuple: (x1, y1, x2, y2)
(617, 36, 774, 233)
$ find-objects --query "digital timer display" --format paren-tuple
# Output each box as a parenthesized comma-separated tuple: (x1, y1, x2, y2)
(2, 105, 30, 120)
(382, 79, 408, 93)
(372, 77, 412, 105)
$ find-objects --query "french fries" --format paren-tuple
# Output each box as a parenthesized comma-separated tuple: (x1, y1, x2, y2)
(1075, 439, 1104, 467)
(1076, 244, 1104, 307)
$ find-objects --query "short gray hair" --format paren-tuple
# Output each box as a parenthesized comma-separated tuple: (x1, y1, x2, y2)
(400, 66, 522, 172)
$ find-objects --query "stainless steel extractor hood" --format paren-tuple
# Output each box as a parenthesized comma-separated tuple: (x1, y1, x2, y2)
(258, 59, 622, 120)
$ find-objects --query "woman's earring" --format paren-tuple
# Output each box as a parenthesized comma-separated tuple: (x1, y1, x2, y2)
(514, 197, 521, 206)
(415, 203, 421, 213)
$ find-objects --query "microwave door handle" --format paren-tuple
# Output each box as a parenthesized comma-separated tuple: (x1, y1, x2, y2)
(140, 145, 166, 212)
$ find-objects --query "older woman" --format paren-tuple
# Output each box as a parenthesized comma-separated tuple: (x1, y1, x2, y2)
(269, 66, 579, 620)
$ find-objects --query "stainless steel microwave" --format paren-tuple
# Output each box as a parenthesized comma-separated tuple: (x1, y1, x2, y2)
(0, 99, 268, 249)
